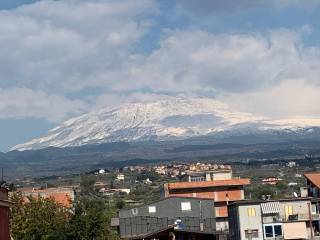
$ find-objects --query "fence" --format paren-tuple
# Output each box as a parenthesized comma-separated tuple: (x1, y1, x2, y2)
(119, 216, 216, 238)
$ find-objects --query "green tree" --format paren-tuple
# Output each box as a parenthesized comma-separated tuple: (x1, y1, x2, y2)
(10, 192, 70, 240)
(69, 196, 119, 240)
(80, 175, 96, 195)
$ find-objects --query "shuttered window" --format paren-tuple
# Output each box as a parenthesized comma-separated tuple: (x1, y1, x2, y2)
(284, 205, 293, 220)
(247, 207, 256, 217)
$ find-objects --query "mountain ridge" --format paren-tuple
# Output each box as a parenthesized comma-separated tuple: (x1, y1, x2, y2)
(12, 96, 320, 151)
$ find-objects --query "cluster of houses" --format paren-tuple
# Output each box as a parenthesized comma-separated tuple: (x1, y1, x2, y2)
(111, 170, 320, 240)
(3, 169, 320, 239)
(153, 163, 232, 178)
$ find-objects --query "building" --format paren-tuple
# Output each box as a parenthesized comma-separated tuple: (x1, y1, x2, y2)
(261, 177, 283, 185)
(112, 196, 227, 240)
(117, 174, 125, 181)
(164, 178, 250, 230)
(287, 161, 296, 168)
(228, 198, 316, 240)
(304, 172, 320, 198)
(19, 187, 75, 208)
(0, 188, 11, 240)
(186, 169, 233, 182)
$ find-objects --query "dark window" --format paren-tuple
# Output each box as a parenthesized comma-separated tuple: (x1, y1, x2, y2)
(265, 226, 273, 238)
(264, 225, 282, 238)
(274, 225, 282, 236)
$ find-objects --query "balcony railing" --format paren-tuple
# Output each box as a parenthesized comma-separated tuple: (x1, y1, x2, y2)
(312, 213, 320, 220)
(263, 214, 310, 223)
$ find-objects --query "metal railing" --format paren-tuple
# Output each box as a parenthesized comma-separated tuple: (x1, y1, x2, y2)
(119, 216, 216, 238)
(263, 214, 310, 223)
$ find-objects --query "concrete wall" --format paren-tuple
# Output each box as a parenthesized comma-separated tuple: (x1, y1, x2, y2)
(119, 197, 216, 237)
(211, 172, 232, 180)
(238, 204, 263, 240)
(120, 197, 215, 219)
(167, 187, 244, 202)
(279, 200, 310, 219)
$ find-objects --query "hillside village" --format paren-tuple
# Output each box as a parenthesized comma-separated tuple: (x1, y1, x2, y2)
(2, 159, 320, 239)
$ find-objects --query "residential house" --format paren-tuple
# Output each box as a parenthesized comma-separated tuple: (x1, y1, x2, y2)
(304, 172, 320, 198)
(261, 177, 283, 185)
(112, 196, 228, 240)
(186, 169, 233, 182)
(0, 187, 11, 240)
(228, 198, 315, 240)
(19, 187, 75, 208)
(117, 174, 125, 181)
(303, 172, 320, 234)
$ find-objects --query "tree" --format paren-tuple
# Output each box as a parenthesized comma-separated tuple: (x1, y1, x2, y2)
(68, 196, 119, 240)
(80, 175, 96, 195)
(10, 192, 70, 240)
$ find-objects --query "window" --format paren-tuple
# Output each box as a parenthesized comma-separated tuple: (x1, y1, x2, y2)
(245, 229, 259, 238)
(132, 208, 138, 215)
(284, 205, 293, 220)
(247, 207, 256, 217)
(148, 206, 156, 213)
(265, 226, 273, 238)
(181, 202, 191, 211)
(264, 224, 282, 238)
(285, 205, 293, 215)
(274, 225, 282, 237)
(312, 204, 317, 214)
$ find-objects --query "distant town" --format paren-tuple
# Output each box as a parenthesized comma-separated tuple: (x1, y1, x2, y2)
(2, 158, 320, 239)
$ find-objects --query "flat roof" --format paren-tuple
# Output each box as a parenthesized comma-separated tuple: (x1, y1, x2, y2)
(228, 197, 311, 206)
(120, 196, 214, 211)
(166, 178, 250, 190)
(304, 172, 320, 188)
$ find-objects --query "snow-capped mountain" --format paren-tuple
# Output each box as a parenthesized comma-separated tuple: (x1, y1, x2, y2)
(11, 97, 320, 151)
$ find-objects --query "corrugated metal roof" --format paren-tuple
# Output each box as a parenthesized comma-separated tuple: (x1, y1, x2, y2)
(166, 179, 250, 190)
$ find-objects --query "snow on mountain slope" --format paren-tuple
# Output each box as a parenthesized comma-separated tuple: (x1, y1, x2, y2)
(11, 97, 320, 151)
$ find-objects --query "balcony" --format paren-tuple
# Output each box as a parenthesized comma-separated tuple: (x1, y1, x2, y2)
(313, 213, 320, 220)
(263, 214, 310, 223)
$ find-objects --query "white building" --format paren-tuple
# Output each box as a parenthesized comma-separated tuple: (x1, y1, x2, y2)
(117, 174, 125, 181)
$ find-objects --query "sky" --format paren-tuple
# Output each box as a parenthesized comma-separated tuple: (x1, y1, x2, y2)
(1, 0, 320, 151)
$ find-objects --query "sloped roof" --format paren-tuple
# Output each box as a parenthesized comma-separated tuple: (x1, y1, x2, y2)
(304, 172, 320, 188)
(20, 187, 74, 208)
(166, 179, 250, 190)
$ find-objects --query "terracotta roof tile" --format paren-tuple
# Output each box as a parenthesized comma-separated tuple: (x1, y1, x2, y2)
(20, 188, 74, 208)
(166, 178, 250, 190)
(304, 172, 320, 188)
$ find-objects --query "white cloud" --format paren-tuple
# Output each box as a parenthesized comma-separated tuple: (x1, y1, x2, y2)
(93, 29, 320, 118)
(176, 0, 320, 15)
(0, 88, 87, 121)
(222, 80, 320, 118)
(103, 29, 320, 91)
(0, 0, 156, 92)
(1, 0, 320, 121)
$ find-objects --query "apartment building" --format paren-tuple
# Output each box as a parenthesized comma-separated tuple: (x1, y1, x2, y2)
(112, 196, 228, 240)
(228, 198, 315, 240)
(164, 173, 250, 230)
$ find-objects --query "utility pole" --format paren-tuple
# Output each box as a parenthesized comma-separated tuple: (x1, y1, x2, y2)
(308, 202, 314, 240)
(1, 168, 3, 183)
